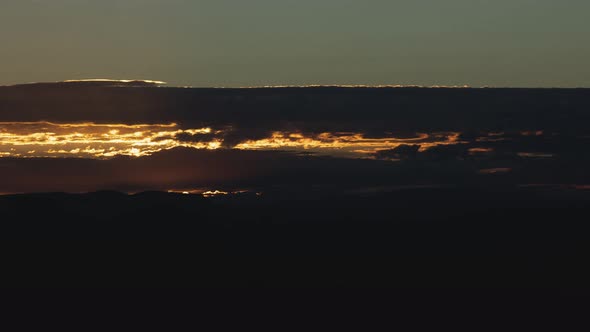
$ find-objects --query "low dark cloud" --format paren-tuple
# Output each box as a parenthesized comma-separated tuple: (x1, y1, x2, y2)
(0, 145, 588, 195)
(1, 85, 590, 145)
(374, 144, 421, 160)
(0, 148, 448, 193)
(218, 127, 275, 148)
(373, 144, 471, 161)
(420, 144, 471, 161)
(174, 132, 220, 143)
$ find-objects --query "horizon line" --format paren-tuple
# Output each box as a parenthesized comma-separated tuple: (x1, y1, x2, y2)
(2, 79, 589, 89)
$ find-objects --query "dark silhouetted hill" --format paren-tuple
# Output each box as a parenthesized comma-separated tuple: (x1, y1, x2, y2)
(2, 186, 590, 288)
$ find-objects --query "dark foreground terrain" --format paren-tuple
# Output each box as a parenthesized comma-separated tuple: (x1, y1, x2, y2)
(1, 85, 590, 291)
(2, 186, 590, 289)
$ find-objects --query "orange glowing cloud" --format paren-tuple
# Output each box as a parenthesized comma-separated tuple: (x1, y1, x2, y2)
(0, 122, 219, 158)
(235, 131, 463, 158)
(0, 121, 465, 159)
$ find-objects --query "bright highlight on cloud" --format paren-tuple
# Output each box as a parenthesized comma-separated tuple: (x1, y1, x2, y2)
(0, 122, 465, 159)
(62, 79, 167, 85)
(234, 131, 462, 158)
(11, 79, 168, 88)
(0, 122, 219, 158)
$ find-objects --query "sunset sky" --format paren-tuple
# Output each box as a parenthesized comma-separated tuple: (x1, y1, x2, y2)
(3, 1, 590, 292)
(1, 1, 590, 195)
(2, 0, 589, 87)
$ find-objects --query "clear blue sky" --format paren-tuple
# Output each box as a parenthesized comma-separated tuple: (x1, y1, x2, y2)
(1, 0, 589, 87)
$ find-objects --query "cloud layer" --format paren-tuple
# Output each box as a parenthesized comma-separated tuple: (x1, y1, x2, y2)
(0, 84, 589, 193)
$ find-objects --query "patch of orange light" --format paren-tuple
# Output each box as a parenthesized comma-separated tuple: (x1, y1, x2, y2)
(202, 190, 229, 197)
(469, 147, 494, 155)
(167, 189, 259, 197)
(521, 130, 544, 136)
(235, 131, 463, 157)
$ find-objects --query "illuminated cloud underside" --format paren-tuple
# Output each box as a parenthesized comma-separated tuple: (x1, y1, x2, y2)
(0, 122, 220, 158)
(235, 132, 462, 158)
(0, 122, 462, 159)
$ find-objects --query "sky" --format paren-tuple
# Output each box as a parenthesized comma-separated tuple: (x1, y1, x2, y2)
(1, 0, 590, 87)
